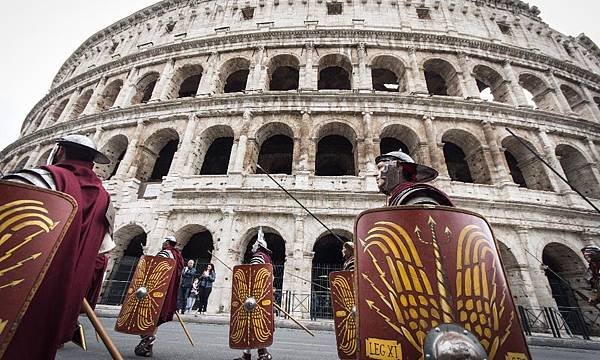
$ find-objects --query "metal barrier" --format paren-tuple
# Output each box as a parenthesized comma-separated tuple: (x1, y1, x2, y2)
(518, 306, 595, 340)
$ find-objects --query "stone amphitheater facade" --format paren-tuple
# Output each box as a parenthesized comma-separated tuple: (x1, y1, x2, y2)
(2, 0, 600, 324)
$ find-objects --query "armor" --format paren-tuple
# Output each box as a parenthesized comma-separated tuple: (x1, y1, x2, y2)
(582, 245, 600, 305)
(115, 255, 178, 335)
(354, 206, 531, 360)
(375, 150, 438, 195)
(0, 181, 77, 358)
(229, 263, 275, 350)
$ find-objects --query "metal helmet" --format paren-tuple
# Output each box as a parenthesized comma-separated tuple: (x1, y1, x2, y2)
(252, 227, 270, 253)
(582, 245, 600, 261)
(48, 134, 110, 165)
(164, 235, 178, 246)
(375, 149, 438, 195)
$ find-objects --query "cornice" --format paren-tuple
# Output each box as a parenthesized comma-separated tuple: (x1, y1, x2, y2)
(5, 92, 600, 159)
(27, 29, 600, 124)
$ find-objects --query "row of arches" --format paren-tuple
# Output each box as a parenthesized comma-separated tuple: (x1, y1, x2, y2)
(102, 223, 597, 326)
(88, 122, 599, 198)
(25, 52, 600, 134)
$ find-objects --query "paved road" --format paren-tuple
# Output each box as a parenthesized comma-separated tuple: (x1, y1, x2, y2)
(56, 318, 600, 359)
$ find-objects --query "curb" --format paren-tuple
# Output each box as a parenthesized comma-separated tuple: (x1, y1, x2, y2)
(96, 306, 600, 348)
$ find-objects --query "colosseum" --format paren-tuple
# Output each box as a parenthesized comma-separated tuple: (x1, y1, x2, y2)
(1, 0, 600, 332)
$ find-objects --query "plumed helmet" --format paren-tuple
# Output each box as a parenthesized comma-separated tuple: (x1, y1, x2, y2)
(582, 245, 600, 254)
(375, 149, 438, 182)
(164, 235, 178, 246)
(56, 134, 111, 164)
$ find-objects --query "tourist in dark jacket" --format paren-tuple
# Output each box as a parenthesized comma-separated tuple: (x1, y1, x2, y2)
(197, 264, 216, 314)
(178, 259, 197, 314)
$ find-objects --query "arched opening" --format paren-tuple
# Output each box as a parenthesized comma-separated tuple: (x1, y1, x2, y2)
(497, 242, 528, 307)
(200, 137, 234, 175)
(257, 135, 293, 175)
(68, 89, 93, 120)
(542, 243, 594, 335)
(501, 136, 553, 191)
(95, 135, 129, 180)
(379, 124, 424, 163)
(102, 226, 147, 305)
(136, 128, 180, 182)
(371, 55, 406, 93)
(315, 135, 355, 176)
(268, 55, 300, 91)
(14, 156, 29, 171)
(561, 84, 593, 119)
(423, 59, 462, 97)
(36, 149, 53, 166)
(443, 142, 473, 183)
(220, 58, 251, 93)
(518, 73, 556, 112)
(472, 65, 512, 104)
(96, 79, 123, 111)
(243, 229, 286, 305)
(442, 130, 491, 184)
(27, 108, 49, 133)
(179, 75, 202, 98)
(318, 54, 352, 90)
(380, 138, 409, 155)
(179, 227, 214, 268)
(48, 98, 70, 125)
(556, 144, 600, 198)
(311, 231, 351, 319)
(131, 72, 159, 105)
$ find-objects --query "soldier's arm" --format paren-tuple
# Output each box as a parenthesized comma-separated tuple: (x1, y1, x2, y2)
(2, 168, 56, 190)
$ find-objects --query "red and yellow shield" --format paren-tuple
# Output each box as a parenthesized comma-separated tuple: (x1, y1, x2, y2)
(229, 264, 274, 349)
(330, 270, 357, 360)
(0, 181, 77, 358)
(355, 206, 531, 360)
(115, 255, 176, 335)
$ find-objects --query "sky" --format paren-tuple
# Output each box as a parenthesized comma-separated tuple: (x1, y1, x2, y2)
(0, 0, 598, 152)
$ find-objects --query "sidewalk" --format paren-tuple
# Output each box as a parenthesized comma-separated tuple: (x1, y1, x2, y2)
(96, 305, 600, 350)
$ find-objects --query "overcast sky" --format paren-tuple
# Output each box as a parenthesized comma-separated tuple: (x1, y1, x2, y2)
(1, 0, 598, 152)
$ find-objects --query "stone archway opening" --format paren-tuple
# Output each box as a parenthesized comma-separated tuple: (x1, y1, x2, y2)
(380, 138, 410, 155)
(371, 55, 406, 93)
(149, 140, 178, 181)
(69, 89, 93, 120)
(518, 73, 555, 112)
(131, 72, 159, 105)
(443, 142, 473, 183)
(268, 55, 300, 91)
(311, 232, 350, 319)
(556, 144, 600, 198)
(318, 54, 352, 90)
(561, 84, 593, 118)
(472, 65, 511, 104)
(48, 98, 70, 125)
(424, 59, 462, 97)
(501, 136, 553, 191)
(497, 242, 528, 307)
(200, 137, 233, 175)
(95, 135, 129, 180)
(504, 151, 527, 187)
(315, 135, 355, 176)
(243, 229, 286, 305)
(97, 79, 123, 111)
(180, 229, 214, 268)
(257, 135, 293, 175)
(179, 75, 202, 98)
(136, 128, 180, 182)
(442, 130, 491, 184)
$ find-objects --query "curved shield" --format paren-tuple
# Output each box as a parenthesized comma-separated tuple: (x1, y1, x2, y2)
(330, 270, 357, 360)
(115, 255, 176, 335)
(229, 264, 274, 350)
(355, 206, 531, 360)
(0, 181, 77, 358)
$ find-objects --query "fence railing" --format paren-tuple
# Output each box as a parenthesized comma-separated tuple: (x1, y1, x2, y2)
(518, 305, 600, 339)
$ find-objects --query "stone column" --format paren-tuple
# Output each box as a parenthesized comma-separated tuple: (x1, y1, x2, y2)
(408, 47, 428, 95)
(502, 60, 530, 107)
(233, 111, 252, 173)
(481, 121, 512, 183)
(587, 138, 600, 164)
(93, 127, 105, 146)
(517, 227, 555, 308)
(456, 52, 481, 99)
(25, 145, 42, 168)
(362, 112, 376, 173)
(56, 88, 82, 123)
(38, 103, 58, 129)
(421, 115, 446, 176)
(292, 137, 301, 175)
(153, 58, 177, 101)
(537, 128, 570, 193)
(169, 113, 199, 176)
(113, 67, 140, 108)
(248, 46, 267, 92)
(116, 120, 145, 179)
(357, 43, 371, 91)
(147, 211, 170, 255)
(545, 71, 573, 114)
(82, 76, 108, 116)
(296, 110, 311, 173)
(299, 42, 316, 91)
(197, 52, 219, 95)
(211, 208, 236, 313)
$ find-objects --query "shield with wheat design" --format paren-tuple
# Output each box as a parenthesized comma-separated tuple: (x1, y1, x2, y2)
(354, 206, 531, 360)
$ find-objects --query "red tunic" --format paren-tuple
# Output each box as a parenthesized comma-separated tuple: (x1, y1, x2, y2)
(4, 160, 110, 360)
(85, 254, 109, 309)
(158, 246, 184, 325)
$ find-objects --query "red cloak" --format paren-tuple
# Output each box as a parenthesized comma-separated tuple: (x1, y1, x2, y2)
(85, 254, 109, 309)
(3, 160, 110, 360)
(158, 246, 184, 325)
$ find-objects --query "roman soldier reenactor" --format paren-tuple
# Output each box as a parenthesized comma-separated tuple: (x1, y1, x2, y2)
(1, 134, 114, 359)
(234, 227, 274, 360)
(342, 241, 355, 271)
(375, 149, 453, 206)
(134, 235, 184, 357)
(582, 245, 600, 306)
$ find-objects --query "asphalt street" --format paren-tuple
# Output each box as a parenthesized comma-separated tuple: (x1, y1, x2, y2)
(56, 317, 600, 359)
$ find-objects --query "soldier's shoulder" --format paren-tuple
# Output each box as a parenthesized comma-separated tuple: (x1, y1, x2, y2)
(1, 168, 56, 190)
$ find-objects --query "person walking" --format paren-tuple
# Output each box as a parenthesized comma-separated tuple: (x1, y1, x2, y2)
(178, 259, 197, 314)
(197, 264, 216, 314)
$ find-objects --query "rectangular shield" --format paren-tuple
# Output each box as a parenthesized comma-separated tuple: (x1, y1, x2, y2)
(0, 181, 77, 358)
(355, 206, 531, 360)
(229, 263, 274, 350)
(115, 255, 176, 335)
(330, 270, 357, 360)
